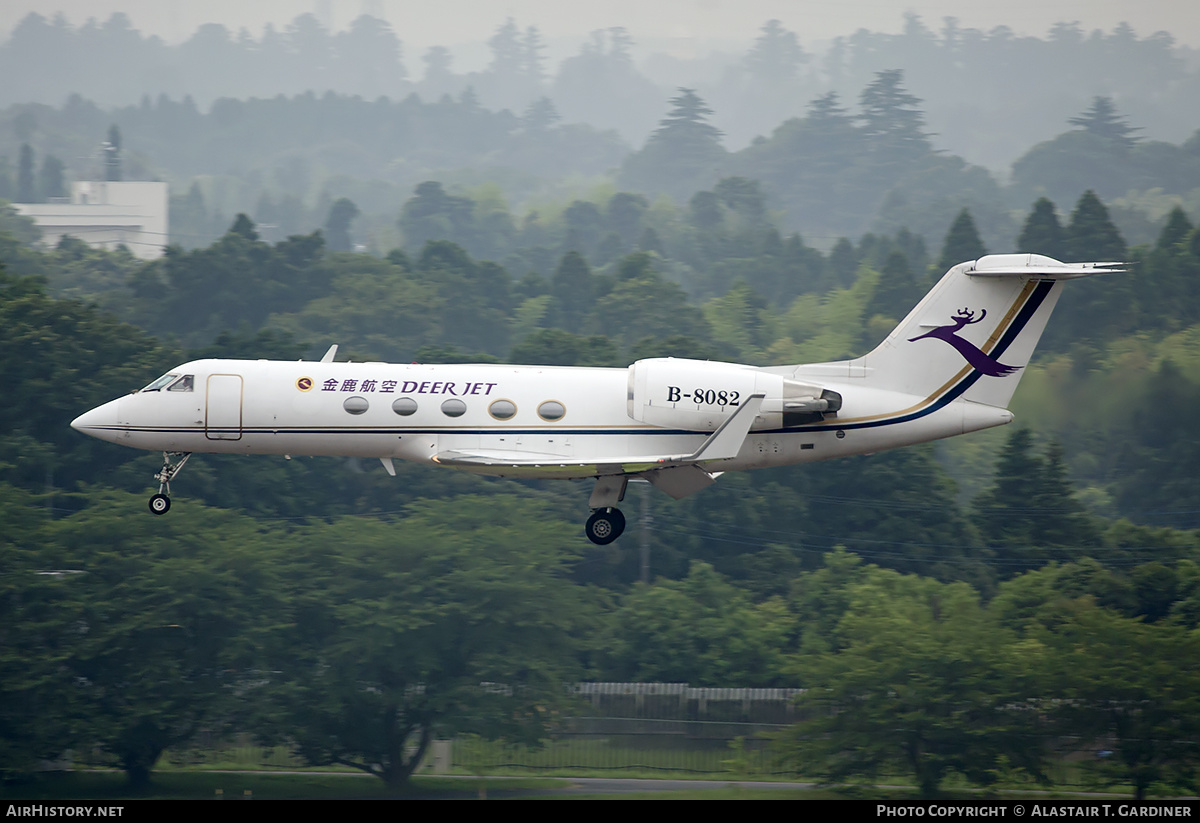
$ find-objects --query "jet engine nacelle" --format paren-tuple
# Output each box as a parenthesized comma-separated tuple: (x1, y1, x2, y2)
(626, 358, 839, 431)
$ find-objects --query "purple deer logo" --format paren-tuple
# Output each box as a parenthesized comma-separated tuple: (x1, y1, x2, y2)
(907, 308, 1021, 377)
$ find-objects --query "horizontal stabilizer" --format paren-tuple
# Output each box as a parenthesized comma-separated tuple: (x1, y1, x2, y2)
(966, 254, 1127, 279)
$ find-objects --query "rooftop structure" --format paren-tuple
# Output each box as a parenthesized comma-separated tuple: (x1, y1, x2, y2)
(14, 181, 168, 260)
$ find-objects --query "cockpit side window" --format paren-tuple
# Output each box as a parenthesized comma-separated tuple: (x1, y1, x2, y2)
(167, 374, 194, 392)
(142, 373, 179, 392)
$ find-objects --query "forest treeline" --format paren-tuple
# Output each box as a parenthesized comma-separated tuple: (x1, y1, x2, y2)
(3, 80, 1198, 253)
(4, 483, 1200, 798)
(1, 10, 1197, 167)
(5, 176, 1200, 798)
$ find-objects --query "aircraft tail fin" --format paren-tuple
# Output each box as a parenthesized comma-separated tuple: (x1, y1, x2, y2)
(852, 255, 1124, 409)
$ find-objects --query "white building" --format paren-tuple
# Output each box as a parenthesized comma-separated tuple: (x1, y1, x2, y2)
(14, 181, 168, 260)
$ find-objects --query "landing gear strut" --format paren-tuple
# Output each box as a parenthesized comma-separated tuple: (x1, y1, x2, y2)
(149, 451, 191, 516)
(585, 507, 626, 545)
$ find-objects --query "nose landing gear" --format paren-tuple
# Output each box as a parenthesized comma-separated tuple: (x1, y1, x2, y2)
(149, 451, 191, 515)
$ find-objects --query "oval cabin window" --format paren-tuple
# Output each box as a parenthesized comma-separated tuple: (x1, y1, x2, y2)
(343, 396, 369, 415)
(441, 399, 467, 418)
(392, 397, 418, 416)
(537, 400, 566, 421)
(488, 399, 517, 420)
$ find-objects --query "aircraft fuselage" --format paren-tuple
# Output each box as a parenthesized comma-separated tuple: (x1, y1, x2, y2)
(71, 358, 1011, 479)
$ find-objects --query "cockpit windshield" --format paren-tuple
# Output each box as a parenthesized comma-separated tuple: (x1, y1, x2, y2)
(142, 373, 194, 392)
(142, 373, 179, 392)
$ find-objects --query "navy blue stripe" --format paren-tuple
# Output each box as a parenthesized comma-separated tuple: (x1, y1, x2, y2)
(83, 425, 704, 437)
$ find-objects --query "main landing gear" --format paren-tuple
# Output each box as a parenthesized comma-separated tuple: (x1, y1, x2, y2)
(585, 507, 626, 545)
(149, 451, 191, 515)
(585, 476, 629, 545)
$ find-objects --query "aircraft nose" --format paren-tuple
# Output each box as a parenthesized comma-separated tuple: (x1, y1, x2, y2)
(71, 398, 121, 439)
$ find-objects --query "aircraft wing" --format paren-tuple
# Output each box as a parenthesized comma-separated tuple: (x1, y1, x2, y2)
(432, 393, 766, 484)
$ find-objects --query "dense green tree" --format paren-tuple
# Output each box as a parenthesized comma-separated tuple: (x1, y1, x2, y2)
(1017, 198, 1067, 259)
(269, 497, 586, 788)
(0, 201, 43, 246)
(520, 96, 560, 131)
(1065, 190, 1127, 262)
(520, 25, 547, 86)
(974, 427, 1047, 559)
(1032, 442, 1100, 547)
(398, 182, 478, 253)
(0, 485, 84, 778)
(618, 88, 726, 201)
(0, 158, 14, 201)
(1155, 205, 1193, 251)
(509, 328, 618, 367)
(1050, 191, 1133, 342)
(228, 212, 258, 241)
(0, 267, 174, 494)
(45, 490, 285, 786)
(734, 91, 866, 238)
(589, 252, 710, 352)
(1111, 360, 1200, 519)
(974, 429, 1099, 576)
(702, 279, 771, 359)
(413, 240, 512, 356)
(1021, 596, 1200, 801)
(827, 236, 858, 288)
(1068, 96, 1140, 149)
(333, 15, 405, 99)
(800, 447, 987, 586)
(858, 69, 930, 164)
(323, 197, 359, 253)
(688, 189, 723, 232)
(863, 250, 918, 327)
(937, 208, 987, 271)
(37, 154, 65, 200)
(562, 199, 605, 258)
(743, 19, 806, 85)
(597, 561, 794, 686)
(16, 143, 35, 202)
(549, 250, 593, 328)
(605, 191, 648, 246)
(549, 26, 661, 146)
(269, 251, 437, 363)
(777, 567, 1047, 797)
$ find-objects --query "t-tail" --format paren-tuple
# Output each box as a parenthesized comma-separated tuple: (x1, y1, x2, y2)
(854, 254, 1124, 409)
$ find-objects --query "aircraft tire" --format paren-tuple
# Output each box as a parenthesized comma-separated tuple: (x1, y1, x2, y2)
(149, 494, 171, 515)
(585, 507, 625, 545)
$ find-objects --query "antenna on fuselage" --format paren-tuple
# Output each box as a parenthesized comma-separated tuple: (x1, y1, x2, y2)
(320, 344, 339, 363)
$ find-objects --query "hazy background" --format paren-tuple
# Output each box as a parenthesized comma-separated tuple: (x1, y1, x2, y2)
(4, 1, 1197, 46)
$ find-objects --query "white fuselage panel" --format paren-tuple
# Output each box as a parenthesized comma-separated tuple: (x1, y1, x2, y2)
(71, 358, 1013, 479)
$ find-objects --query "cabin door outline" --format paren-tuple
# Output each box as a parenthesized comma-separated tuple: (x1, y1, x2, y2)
(206, 374, 243, 440)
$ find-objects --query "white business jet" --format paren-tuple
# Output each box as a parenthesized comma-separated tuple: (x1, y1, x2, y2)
(71, 255, 1120, 544)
